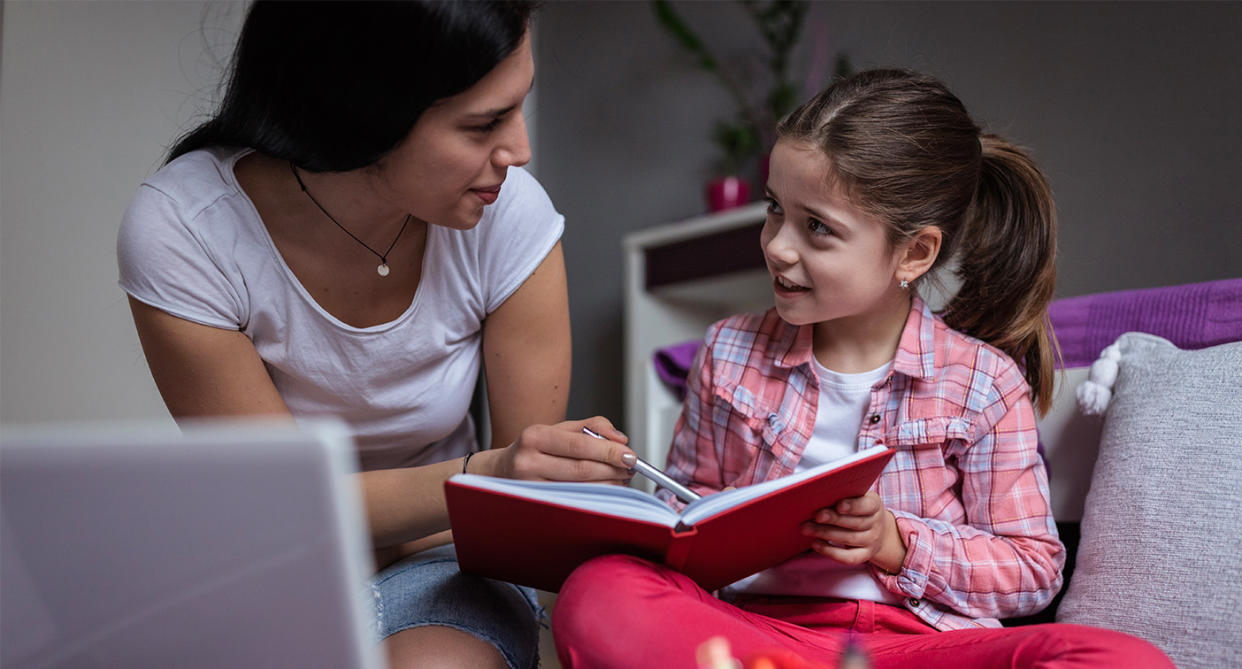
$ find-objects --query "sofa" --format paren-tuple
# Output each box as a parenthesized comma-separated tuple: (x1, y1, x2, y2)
(1014, 277, 1242, 668)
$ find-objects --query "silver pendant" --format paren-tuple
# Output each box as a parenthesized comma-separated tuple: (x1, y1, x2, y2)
(377, 263, 390, 277)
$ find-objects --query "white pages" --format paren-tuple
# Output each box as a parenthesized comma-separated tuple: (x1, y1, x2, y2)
(450, 445, 888, 528)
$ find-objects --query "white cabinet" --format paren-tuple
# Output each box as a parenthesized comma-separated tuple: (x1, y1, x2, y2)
(622, 202, 773, 485)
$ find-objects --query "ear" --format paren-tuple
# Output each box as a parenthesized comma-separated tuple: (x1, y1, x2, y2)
(896, 226, 942, 283)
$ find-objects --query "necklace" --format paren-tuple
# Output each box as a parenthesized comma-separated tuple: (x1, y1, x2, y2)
(290, 163, 410, 277)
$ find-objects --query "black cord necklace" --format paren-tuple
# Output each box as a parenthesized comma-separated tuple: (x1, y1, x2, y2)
(290, 162, 410, 277)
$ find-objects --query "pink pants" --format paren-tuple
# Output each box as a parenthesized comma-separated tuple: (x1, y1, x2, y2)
(552, 555, 1174, 669)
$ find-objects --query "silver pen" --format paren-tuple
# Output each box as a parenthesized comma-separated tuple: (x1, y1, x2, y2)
(582, 427, 701, 503)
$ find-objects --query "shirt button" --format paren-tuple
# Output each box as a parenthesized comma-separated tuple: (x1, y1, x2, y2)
(908, 598, 920, 608)
(869, 414, 881, 424)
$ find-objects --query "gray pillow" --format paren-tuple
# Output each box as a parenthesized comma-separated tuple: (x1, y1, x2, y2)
(1056, 332, 1242, 668)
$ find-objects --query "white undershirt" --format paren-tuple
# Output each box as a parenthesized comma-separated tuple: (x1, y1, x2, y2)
(796, 358, 892, 472)
(723, 358, 905, 605)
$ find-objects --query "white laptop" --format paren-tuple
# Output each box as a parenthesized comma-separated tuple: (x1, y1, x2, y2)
(1, 418, 385, 669)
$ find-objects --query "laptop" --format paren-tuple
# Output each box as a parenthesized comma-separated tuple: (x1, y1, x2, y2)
(1, 418, 385, 669)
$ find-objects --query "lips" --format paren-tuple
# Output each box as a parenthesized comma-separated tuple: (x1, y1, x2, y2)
(773, 275, 810, 297)
(470, 184, 502, 205)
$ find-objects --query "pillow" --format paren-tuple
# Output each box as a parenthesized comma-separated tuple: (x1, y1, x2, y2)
(1056, 332, 1242, 668)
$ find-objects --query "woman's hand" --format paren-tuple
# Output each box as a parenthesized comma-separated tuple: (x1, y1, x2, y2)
(472, 417, 636, 484)
(801, 491, 907, 574)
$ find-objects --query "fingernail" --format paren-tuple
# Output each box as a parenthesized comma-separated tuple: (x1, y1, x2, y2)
(621, 452, 637, 467)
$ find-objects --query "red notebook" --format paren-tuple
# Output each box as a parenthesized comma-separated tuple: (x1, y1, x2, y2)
(445, 446, 894, 592)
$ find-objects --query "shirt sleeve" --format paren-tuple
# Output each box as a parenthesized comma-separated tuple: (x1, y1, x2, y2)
(116, 184, 246, 330)
(879, 360, 1066, 619)
(477, 167, 565, 314)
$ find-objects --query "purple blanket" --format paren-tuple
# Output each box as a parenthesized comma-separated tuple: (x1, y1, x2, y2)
(652, 277, 1242, 395)
(1049, 277, 1242, 368)
(653, 340, 703, 401)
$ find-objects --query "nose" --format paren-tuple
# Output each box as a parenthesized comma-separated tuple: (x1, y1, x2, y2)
(762, 221, 798, 268)
(493, 112, 532, 168)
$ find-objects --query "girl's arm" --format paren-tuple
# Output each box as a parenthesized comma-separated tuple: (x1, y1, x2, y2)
(882, 373, 1065, 619)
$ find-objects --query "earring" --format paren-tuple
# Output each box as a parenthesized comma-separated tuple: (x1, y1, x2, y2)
(899, 279, 910, 290)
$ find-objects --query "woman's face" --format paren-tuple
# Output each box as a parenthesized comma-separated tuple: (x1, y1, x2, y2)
(370, 31, 534, 230)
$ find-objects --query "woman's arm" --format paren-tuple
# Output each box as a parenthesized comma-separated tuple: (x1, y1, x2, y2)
(129, 297, 290, 417)
(473, 241, 633, 479)
(369, 242, 634, 559)
(129, 298, 467, 549)
(481, 240, 572, 447)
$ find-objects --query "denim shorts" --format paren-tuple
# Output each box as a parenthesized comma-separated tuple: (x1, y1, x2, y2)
(369, 544, 543, 669)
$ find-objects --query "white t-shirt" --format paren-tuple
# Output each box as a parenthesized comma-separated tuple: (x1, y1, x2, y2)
(118, 147, 564, 471)
(724, 358, 905, 605)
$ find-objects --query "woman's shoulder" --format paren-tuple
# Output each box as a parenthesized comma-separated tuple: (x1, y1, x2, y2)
(485, 166, 556, 218)
(139, 147, 250, 212)
(121, 147, 260, 253)
(464, 166, 562, 246)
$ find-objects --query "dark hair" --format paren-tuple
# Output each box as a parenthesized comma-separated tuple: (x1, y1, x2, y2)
(168, 0, 535, 171)
(777, 69, 1060, 414)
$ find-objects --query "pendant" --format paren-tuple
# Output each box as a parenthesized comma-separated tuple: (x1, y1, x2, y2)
(377, 263, 390, 277)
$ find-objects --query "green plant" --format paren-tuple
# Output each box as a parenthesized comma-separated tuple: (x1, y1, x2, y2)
(653, 0, 846, 175)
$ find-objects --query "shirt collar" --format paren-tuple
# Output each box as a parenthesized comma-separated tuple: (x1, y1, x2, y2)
(773, 295, 938, 382)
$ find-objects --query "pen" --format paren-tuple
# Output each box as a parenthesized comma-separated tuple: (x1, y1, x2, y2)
(581, 426, 701, 503)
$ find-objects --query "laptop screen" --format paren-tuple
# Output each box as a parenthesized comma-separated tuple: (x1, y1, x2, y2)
(1, 419, 384, 669)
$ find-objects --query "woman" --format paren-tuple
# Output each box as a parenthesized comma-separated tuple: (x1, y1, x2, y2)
(117, 3, 634, 668)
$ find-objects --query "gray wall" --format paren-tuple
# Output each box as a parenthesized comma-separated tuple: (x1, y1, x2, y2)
(0, 1, 245, 424)
(2, 1, 1238, 430)
(537, 1, 1242, 424)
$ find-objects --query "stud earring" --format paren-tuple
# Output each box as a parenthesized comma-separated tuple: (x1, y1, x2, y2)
(899, 279, 910, 290)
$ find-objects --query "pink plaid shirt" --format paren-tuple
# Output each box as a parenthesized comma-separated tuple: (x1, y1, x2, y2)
(663, 296, 1065, 631)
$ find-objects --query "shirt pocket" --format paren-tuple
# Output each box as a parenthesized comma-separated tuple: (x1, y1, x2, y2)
(711, 384, 784, 483)
(885, 416, 973, 466)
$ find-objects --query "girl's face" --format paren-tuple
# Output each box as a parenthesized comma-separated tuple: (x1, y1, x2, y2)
(369, 31, 534, 230)
(760, 140, 908, 329)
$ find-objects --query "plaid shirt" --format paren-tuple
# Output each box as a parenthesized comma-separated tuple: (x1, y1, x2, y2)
(663, 296, 1065, 631)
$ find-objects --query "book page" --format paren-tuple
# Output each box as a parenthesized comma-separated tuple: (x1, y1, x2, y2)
(449, 475, 680, 527)
(678, 445, 890, 526)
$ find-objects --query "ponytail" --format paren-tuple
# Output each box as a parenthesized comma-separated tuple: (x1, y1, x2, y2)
(940, 135, 1060, 414)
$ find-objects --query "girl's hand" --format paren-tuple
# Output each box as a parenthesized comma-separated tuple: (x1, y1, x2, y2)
(802, 491, 907, 574)
(475, 417, 636, 484)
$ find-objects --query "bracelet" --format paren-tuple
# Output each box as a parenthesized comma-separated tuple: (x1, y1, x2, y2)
(462, 451, 476, 474)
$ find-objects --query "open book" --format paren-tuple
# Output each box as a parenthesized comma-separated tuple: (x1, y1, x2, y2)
(445, 445, 894, 592)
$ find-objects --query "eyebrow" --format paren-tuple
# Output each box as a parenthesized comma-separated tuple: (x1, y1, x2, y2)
(464, 78, 536, 120)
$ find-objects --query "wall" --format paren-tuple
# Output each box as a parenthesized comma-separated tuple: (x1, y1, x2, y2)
(0, 1, 245, 424)
(535, 1, 1242, 425)
(2, 1, 1238, 429)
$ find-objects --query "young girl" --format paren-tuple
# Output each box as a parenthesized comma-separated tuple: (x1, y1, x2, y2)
(552, 70, 1172, 668)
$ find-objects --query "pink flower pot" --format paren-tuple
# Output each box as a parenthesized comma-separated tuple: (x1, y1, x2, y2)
(705, 176, 751, 213)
